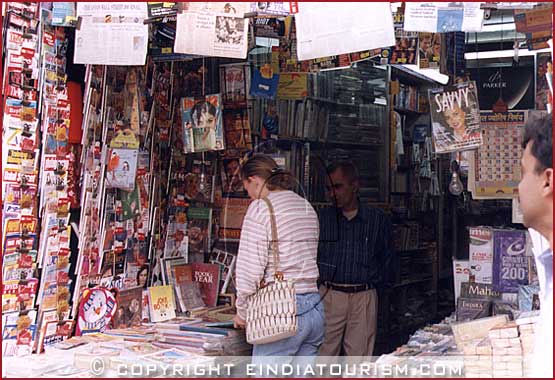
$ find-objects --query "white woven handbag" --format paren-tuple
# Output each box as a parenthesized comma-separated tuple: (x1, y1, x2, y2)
(246, 197, 297, 345)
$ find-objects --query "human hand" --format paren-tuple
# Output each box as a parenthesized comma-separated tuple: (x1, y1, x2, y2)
(233, 314, 246, 329)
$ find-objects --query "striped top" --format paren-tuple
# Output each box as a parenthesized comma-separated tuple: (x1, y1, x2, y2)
(235, 190, 320, 319)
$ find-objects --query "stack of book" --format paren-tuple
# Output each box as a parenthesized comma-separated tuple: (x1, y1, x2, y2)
(516, 311, 540, 377)
(488, 322, 523, 377)
(462, 337, 492, 378)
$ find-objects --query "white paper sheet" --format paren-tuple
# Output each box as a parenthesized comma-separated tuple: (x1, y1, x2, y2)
(404, 2, 483, 33)
(294, 2, 395, 61)
(174, 11, 248, 59)
(181, 2, 251, 16)
(74, 2, 148, 65)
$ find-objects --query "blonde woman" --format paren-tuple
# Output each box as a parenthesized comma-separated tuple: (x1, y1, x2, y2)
(233, 155, 324, 359)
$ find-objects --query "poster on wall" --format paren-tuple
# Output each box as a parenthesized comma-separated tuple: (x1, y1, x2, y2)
(536, 52, 552, 110)
(469, 111, 528, 199)
(293, 2, 395, 61)
(468, 65, 535, 110)
(174, 11, 248, 59)
(428, 81, 482, 153)
(492, 230, 529, 293)
(75, 2, 148, 65)
(418, 32, 441, 69)
(403, 2, 484, 32)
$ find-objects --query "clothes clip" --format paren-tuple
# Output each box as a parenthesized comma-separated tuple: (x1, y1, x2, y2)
(55, 177, 65, 191)
(58, 220, 67, 232)
(54, 162, 66, 175)
(20, 175, 30, 189)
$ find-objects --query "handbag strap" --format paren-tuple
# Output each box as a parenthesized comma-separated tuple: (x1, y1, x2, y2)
(261, 197, 283, 281)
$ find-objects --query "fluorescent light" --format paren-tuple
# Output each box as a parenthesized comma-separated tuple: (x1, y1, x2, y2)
(400, 64, 450, 85)
(465, 47, 552, 60)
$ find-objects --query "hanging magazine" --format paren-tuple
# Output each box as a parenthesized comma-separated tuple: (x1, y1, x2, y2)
(181, 95, 225, 153)
(105, 148, 138, 191)
(428, 81, 482, 153)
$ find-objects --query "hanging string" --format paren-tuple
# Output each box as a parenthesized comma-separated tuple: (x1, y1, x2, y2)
(202, 57, 206, 97)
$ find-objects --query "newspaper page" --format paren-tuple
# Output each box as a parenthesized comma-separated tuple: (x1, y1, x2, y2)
(181, 2, 251, 16)
(174, 11, 248, 59)
(74, 2, 148, 65)
(404, 2, 483, 33)
(428, 81, 482, 154)
(293, 2, 395, 61)
(470, 111, 528, 199)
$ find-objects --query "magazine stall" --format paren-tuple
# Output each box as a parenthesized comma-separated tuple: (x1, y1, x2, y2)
(1, 1, 553, 378)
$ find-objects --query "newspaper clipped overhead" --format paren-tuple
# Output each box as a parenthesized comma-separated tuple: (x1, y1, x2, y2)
(74, 2, 148, 65)
(181, 2, 251, 16)
(404, 2, 484, 33)
(293, 2, 395, 61)
(174, 11, 248, 59)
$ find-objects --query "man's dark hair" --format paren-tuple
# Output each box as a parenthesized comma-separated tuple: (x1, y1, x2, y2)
(326, 161, 359, 183)
(522, 113, 552, 173)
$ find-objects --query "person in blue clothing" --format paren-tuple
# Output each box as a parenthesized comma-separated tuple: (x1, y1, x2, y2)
(318, 160, 394, 356)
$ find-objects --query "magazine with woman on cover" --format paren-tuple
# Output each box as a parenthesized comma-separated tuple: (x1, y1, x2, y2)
(428, 81, 482, 153)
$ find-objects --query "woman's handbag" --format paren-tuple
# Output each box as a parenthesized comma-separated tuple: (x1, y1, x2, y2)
(245, 197, 297, 345)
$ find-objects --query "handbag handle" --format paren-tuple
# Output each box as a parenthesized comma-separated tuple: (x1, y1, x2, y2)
(261, 197, 284, 281)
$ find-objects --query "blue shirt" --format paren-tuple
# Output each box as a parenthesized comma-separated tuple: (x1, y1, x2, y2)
(317, 205, 394, 286)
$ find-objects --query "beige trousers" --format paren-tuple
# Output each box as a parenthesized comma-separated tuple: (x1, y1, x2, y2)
(318, 286, 378, 356)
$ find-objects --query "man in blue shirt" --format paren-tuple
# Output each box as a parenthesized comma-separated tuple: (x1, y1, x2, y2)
(318, 161, 393, 356)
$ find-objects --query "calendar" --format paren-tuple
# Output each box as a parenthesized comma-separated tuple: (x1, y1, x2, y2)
(472, 111, 528, 198)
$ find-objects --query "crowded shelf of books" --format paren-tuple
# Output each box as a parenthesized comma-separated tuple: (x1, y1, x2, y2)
(2, 1, 553, 378)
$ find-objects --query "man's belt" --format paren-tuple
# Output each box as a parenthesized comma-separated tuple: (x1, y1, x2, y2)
(323, 282, 375, 293)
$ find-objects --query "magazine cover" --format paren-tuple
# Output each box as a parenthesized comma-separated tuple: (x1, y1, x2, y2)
(191, 263, 221, 307)
(164, 218, 188, 259)
(119, 186, 141, 221)
(175, 282, 206, 313)
(220, 197, 251, 230)
(105, 148, 138, 191)
(223, 110, 252, 150)
(469, 227, 493, 284)
(183, 159, 215, 204)
(418, 32, 441, 69)
(250, 64, 279, 99)
(181, 95, 224, 153)
(391, 30, 418, 65)
(162, 257, 188, 286)
(112, 287, 143, 329)
(220, 157, 246, 196)
(209, 248, 237, 294)
(535, 52, 552, 111)
(492, 230, 528, 293)
(219, 63, 250, 107)
(428, 81, 482, 153)
(147, 285, 176, 323)
(186, 208, 213, 263)
(2, 323, 37, 357)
